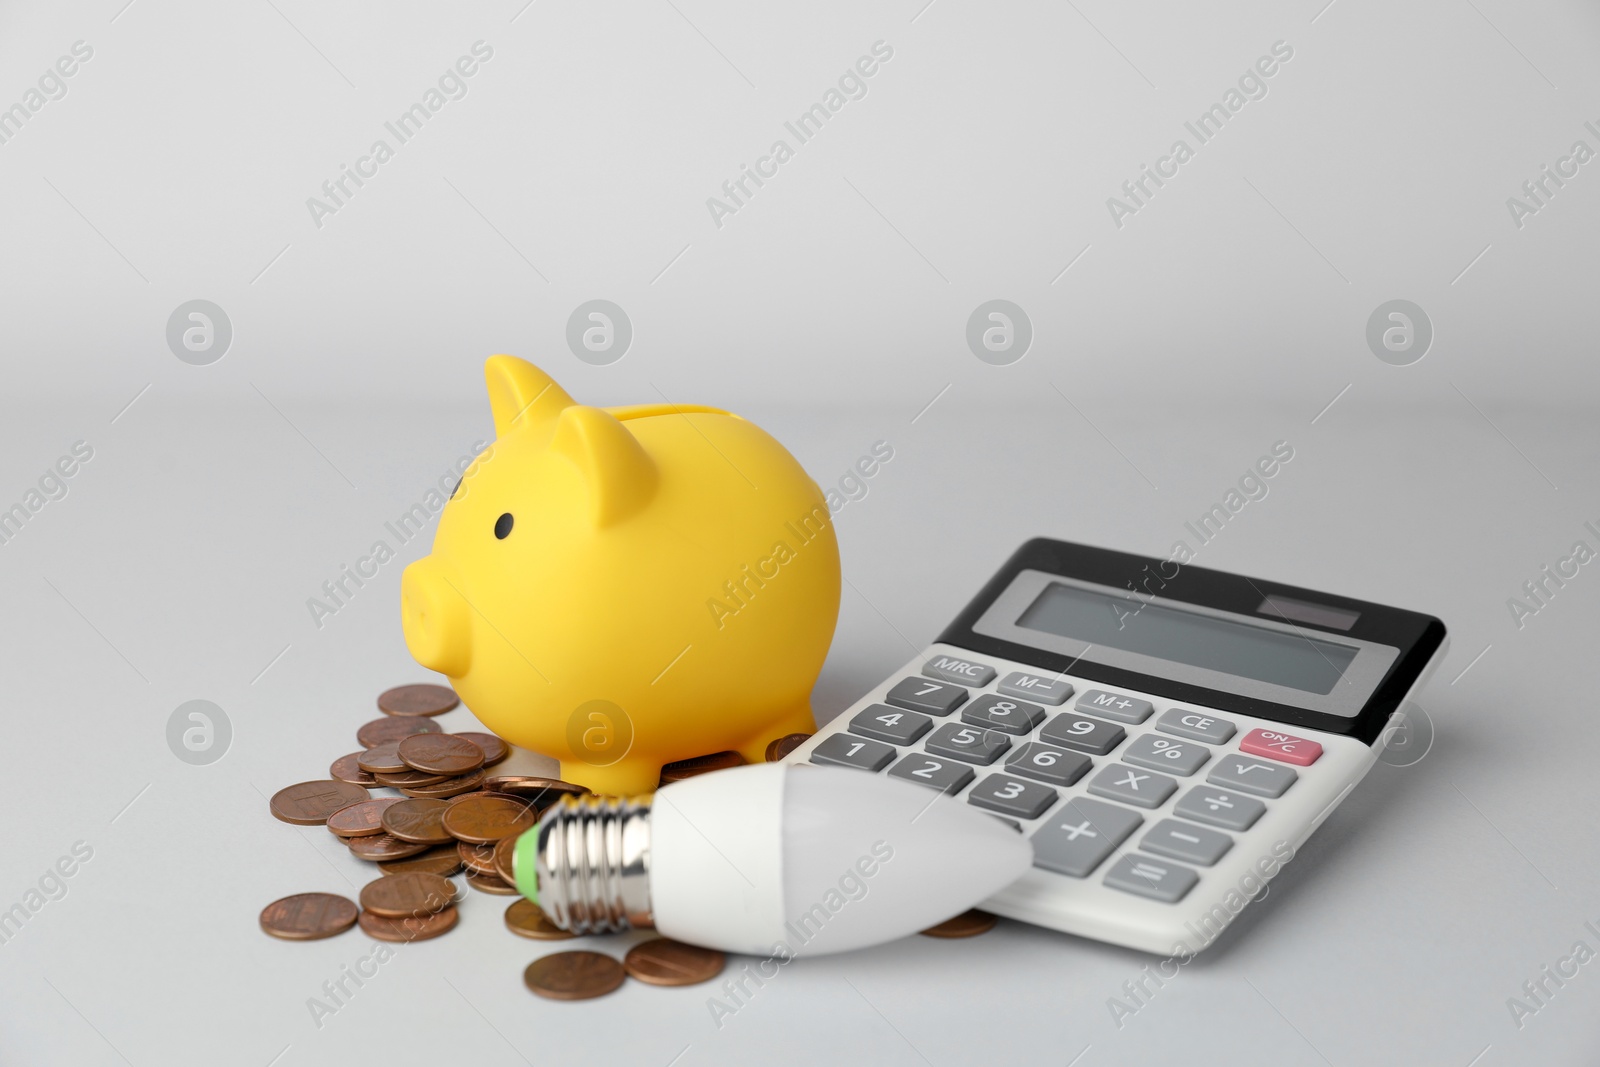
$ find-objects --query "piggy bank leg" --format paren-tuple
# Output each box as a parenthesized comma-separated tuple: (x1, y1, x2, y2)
(559, 757, 669, 798)
(734, 701, 818, 765)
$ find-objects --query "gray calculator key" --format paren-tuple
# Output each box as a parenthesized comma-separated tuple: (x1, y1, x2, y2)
(1140, 819, 1234, 866)
(961, 694, 1046, 735)
(887, 752, 975, 795)
(809, 733, 895, 772)
(967, 773, 1059, 820)
(848, 704, 932, 745)
(1174, 786, 1267, 831)
(885, 677, 968, 716)
(1155, 708, 1236, 744)
(1030, 797, 1143, 877)
(1075, 690, 1153, 724)
(1005, 742, 1092, 787)
(923, 654, 996, 687)
(1104, 853, 1199, 903)
(1121, 733, 1211, 777)
(1039, 713, 1126, 756)
(1087, 763, 1178, 808)
(997, 671, 1073, 705)
(1208, 754, 1298, 798)
(924, 722, 1012, 765)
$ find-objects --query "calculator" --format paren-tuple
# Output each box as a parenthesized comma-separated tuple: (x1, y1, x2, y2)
(785, 538, 1448, 955)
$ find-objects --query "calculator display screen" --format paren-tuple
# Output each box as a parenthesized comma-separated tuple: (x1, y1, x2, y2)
(1018, 582, 1359, 695)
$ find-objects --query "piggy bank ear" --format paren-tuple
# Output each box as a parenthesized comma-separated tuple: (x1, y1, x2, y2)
(549, 406, 658, 527)
(485, 355, 574, 437)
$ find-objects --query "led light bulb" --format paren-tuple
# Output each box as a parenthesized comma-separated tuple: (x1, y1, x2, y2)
(512, 763, 1032, 956)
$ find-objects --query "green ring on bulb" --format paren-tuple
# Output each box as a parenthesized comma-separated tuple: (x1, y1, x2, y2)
(513, 824, 541, 905)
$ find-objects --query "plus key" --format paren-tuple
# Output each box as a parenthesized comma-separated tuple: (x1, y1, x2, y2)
(1240, 728, 1323, 766)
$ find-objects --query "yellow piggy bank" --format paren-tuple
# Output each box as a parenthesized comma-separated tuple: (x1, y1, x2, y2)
(400, 356, 841, 796)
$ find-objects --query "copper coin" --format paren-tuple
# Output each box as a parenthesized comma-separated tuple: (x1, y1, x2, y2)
(398, 734, 484, 776)
(326, 797, 405, 838)
(359, 905, 459, 943)
(504, 899, 574, 941)
(359, 872, 455, 918)
(523, 951, 626, 1000)
(329, 752, 378, 788)
(378, 683, 459, 717)
(482, 776, 590, 810)
(379, 844, 465, 878)
(381, 798, 452, 845)
(401, 769, 486, 799)
(442, 795, 538, 844)
(765, 733, 813, 762)
(348, 833, 430, 862)
(466, 870, 518, 895)
(446, 790, 496, 804)
(357, 716, 441, 749)
(270, 780, 370, 826)
(492, 834, 519, 884)
(453, 731, 510, 767)
(458, 840, 499, 875)
(356, 742, 408, 775)
(374, 768, 450, 788)
(259, 892, 358, 940)
(919, 908, 999, 939)
(659, 750, 745, 784)
(624, 938, 726, 987)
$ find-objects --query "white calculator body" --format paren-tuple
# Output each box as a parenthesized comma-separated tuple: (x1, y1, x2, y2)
(786, 539, 1448, 955)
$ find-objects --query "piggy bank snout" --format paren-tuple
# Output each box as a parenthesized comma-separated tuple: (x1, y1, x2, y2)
(401, 556, 472, 677)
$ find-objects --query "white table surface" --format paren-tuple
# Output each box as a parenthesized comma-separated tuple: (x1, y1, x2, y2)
(1, 397, 1595, 1067)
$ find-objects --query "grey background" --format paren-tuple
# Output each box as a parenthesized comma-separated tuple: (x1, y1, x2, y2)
(1, 0, 1597, 1065)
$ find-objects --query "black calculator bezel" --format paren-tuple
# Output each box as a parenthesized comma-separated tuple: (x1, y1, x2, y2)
(937, 538, 1447, 746)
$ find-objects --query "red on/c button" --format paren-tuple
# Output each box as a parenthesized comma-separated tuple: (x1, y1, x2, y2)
(1240, 728, 1323, 766)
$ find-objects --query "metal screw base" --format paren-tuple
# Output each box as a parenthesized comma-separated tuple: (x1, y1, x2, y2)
(533, 793, 654, 933)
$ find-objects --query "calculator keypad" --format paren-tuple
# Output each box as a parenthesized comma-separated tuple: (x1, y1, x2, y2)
(1039, 713, 1125, 755)
(1103, 853, 1199, 903)
(1005, 742, 1092, 787)
(804, 655, 1335, 915)
(997, 671, 1074, 705)
(922, 655, 996, 687)
(848, 705, 932, 746)
(967, 773, 1059, 820)
(1075, 690, 1154, 724)
(1173, 786, 1266, 831)
(1140, 819, 1234, 866)
(924, 722, 1012, 765)
(810, 733, 896, 772)
(1121, 734, 1211, 777)
(1155, 708, 1237, 745)
(961, 695, 1047, 735)
(1030, 798, 1142, 877)
(888, 753, 975, 795)
(1088, 763, 1178, 808)
(1207, 754, 1298, 798)
(885, 677, 968, 717)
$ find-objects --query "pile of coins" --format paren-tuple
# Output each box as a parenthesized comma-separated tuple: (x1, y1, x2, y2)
(260, 685, 992, 999)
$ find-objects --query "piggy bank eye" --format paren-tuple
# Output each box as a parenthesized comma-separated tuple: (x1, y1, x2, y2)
(494, 513, 514, 539)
